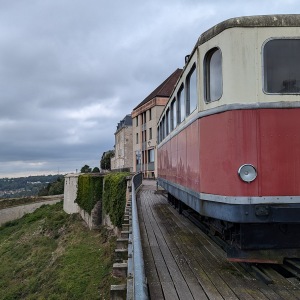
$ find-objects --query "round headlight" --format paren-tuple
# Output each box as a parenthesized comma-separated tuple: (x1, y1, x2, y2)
(238, 164, 257, 183)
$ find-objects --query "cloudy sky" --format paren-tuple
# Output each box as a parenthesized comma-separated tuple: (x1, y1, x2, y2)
(0, 0, 299, 177)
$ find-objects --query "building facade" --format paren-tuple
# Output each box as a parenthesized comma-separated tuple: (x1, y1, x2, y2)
(111, 115, 133, 171)
(132, 69, 182, 178)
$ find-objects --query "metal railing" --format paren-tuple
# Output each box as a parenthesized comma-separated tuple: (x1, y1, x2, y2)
(127, 172, 149, 300)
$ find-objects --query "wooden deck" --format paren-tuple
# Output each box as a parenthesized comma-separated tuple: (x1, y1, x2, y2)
(137, 180, 300, 300)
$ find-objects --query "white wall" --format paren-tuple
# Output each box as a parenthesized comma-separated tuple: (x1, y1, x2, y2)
(63, 173, 79, 214)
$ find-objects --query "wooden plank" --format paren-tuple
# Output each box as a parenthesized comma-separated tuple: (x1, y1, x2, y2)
(147, 193, 224, 300)
(137, 195, 164, 299)
(161, 282, 180, 300)
(156, 194, 300, 300)
(139, 190, 180, 299)
(262, 266, 300, 300)
(151, 198, 238, 300)
(140, 189, 195, 300)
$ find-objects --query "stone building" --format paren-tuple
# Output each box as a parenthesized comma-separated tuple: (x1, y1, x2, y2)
(131, 69, 182, 178)
(111, 114, 133, 171)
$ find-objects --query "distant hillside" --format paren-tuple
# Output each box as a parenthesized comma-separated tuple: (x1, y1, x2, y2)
(0, 174, 64, 199)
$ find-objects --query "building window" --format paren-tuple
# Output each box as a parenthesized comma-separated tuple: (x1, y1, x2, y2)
(136, 133, 139, 144)
(264, 39, 300, 94)
(142, 112, 146, 124)
(204, 47, 222, 102)
(148, 149, 154, 163)
(149, 127, 152, 140)
(136, 116, 138, 126)
(186, 64, 197, 115)
(149, 108, 152, 120)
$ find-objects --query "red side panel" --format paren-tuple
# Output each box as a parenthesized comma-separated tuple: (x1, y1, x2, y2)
(165, 137, 171, 182)
(158, 108, 300, 197)
(259, 109, 300, 196)
(199, 110, 259, 196)
(170, 134, 178, 183)
(186, 120, 200, 192)
(177, 129, 187, 187)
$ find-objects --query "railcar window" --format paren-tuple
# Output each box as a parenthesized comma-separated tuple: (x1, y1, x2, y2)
(204, 48, 222, 102)
(264, 39, 300, 94)
(166, 109, 170, 135)
(171, 99, 177, 130)
(177, 85, 185, 123)
(163, 119, 165, 140)
(158, 124, 162, 143)
(186, 64, 197, 114)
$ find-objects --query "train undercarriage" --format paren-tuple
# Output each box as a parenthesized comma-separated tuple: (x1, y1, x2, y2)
(167, 193, 300, 264)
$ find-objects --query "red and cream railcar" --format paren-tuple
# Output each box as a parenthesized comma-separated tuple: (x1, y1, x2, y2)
(157, 15, 300, 262)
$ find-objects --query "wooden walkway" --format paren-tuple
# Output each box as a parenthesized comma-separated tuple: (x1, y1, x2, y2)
(137, 180, 300, 300)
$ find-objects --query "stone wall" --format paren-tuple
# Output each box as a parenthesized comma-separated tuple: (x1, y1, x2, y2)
(78, 200, 102, 230)
(63, 173, 104, 230)
(63, 173, 131, 234)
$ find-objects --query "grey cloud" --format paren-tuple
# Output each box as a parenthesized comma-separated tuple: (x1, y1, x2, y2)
(0, 0, 299, 177)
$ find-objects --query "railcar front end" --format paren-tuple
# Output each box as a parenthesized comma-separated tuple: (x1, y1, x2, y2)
(157, 15, 300, 263)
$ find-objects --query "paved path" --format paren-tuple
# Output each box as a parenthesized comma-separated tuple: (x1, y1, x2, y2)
(137, 180, 300, 300)
(0, 197, 62, 226)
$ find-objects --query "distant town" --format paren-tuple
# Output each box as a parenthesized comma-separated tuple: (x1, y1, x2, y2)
(0, 174, 64, 198)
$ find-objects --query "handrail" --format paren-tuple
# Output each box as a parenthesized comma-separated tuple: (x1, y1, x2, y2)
(127, 172, 148, 300)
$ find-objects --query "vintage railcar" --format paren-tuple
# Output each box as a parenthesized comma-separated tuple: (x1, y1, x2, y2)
(157, 15, 300, 263)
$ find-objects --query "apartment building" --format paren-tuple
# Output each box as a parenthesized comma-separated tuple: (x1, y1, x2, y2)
(132, 69, 182, 178)
(111, 115, 133, 171)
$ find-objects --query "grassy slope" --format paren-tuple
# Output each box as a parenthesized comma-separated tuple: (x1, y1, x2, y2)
(0, 202, 122, 300)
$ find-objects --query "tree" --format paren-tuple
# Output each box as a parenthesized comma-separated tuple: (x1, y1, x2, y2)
(100, 150, 114, 170)
(92, 167, 100, 173)
(80, 165, 92, 173)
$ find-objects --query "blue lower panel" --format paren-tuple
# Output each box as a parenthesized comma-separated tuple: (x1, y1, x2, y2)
(158, 178, 300, 224)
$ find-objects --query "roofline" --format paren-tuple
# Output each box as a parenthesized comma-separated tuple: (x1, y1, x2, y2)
(184, 14, 300, 67)
(133, 68, 183, 111)
(199, 14, 300, 46)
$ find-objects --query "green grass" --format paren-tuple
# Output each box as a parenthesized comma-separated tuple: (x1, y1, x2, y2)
(0, 202, 122, 299)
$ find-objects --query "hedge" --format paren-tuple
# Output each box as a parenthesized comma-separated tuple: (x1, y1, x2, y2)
(75, 174, 103, 214)
(103, 172, 129, 228)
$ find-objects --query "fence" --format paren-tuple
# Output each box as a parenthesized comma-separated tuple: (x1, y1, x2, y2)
(127, 172, 148, 299)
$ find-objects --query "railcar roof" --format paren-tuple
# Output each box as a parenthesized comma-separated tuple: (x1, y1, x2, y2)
(198, 14, 300, 46)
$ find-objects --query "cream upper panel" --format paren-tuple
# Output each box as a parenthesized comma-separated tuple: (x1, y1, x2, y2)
(198, 26, 300, 112)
